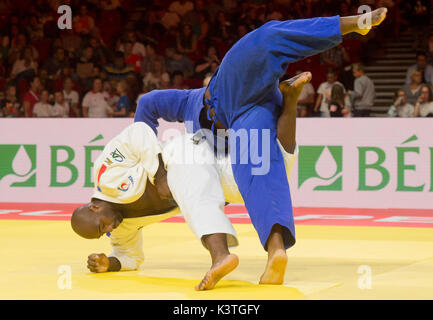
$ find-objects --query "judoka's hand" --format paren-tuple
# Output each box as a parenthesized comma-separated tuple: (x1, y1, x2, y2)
(87, 253, 109, 273)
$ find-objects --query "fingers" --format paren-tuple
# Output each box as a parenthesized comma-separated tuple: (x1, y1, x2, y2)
(87, 253, 105, 273)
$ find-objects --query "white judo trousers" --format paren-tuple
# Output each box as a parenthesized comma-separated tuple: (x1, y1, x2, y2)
(98, 123, 296, 270)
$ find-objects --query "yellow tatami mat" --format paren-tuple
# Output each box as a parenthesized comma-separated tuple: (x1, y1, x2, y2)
(1, 220, 432, 299)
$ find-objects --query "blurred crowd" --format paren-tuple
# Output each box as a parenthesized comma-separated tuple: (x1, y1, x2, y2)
(0, 0, 431, 118)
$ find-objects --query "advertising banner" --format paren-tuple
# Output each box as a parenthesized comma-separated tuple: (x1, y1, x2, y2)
(1, 118, 432, 209)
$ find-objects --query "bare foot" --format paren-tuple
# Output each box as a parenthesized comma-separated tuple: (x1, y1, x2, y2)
(356, 7, 388, 35)
(259, 249, 288, 285)
(195, 254, 239, 291)
(279, 71, 312, 101)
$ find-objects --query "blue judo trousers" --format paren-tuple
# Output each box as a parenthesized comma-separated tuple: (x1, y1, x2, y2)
(135, 16, 342, 250)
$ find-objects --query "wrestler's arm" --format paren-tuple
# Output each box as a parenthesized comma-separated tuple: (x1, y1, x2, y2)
(134, 89, 189, 134)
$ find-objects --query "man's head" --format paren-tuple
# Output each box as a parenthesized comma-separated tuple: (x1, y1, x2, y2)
(416, 52, 428, 70)
(71, 199, 123, 239)
(326, 68, 337, 83)
(30, 76, 42, 92)
(352, 63, 365, 78)
(93, 78, 103, 92)
(411, 70, 422, 85)
(54, 90, 64, 104)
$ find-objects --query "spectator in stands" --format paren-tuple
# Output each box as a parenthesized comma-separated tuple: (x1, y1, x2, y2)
(10, 46, 38, 83)
(411, 0, 429, 49)
(170, 70, 189, 89)
(73, 4, 95, 36)
(0, 36, 9, 66)
(387, 89, 415, 117)
(32, 89, 52, 118)
(89, 37, 109, 64)
(22, 76, 41, 117)
(26, 15, 44, 41)
(0, 84, 20, 117)
(62, 29, 82, 57)
(142, 59, 171, 90)
(294, 69, 315, 117)
(140, 43, 165, 77)
(401, 70, 423, 105)
(161, 8, 181, 31)
(176, 24, 198, 56)
(165, 47, 194, 78)
(62, 77, 80, 117)
(76, 47, 96, 87)
(426, 34, 433, 65)
(320, 44, 350, 74)
(103, 51, 135, 81)
(103, 80, 120, 109)
(118, 31, 146, 58)
(314, 69, 345, 117)
(414, 84, 433, 117)
(196, 10, 210, 42)
(82, 78, 113, 118)
(328, 84, 350, 117)
(52, 91, 70, 118)
(405, 52, 433, 85)
(7, 33, 39, 67)
(169, 0, 194, 17)
(194, 45, 220, 79)
(211, 11, 232, 42)
(44, 47, 69, 80)
(112, 80, 131, 117)
(348, 63, 375, 117)
(123, 41, 141, 74)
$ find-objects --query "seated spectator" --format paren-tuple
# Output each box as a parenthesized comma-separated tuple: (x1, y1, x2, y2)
(161, 8, 181, 31)
(73, 4, 95, 36)
(32, 89, 52, 117)
(123, 41, 141, 74)
(103, 51, 135, 81)
(62, 77, 80, 117)
(177, 24, 198, 57)
(142, 59, 171, 90)
(26, 15, 44, 41)
(329, 84, 351, 117)
(140, 43, 165, 77)
(170, 70, 189, 89)
(0, 84, 21, 117)
(211, 11, 232, 42)
(196, 10, 210, 42)
(414, 84, 433, 117)
(76, 47, 96, 84)
(61, 29, 82, 57)
(348, 63, 375, 117)
(7, 33, 39, 66)
(314, 68, 345, 117)
(118, 31, 146, 58)
(426, 34, 433, 65)
(10, 46, 38, 83)
(103, 80, 120, 109)
(387, 89, 415, 118)
(51, 91, 70, 118)
(22, 76, 41, 117)
(401, 70, 423, 105)
(82, 78, 113, 118)
(405, 52, 433, 85)
(169, 0, 194, 17)
(194, 45, 220, 79)
(294, 69, 315, 117)
(320, 44, 350, 73)
(112, 80, 131, 117)
(88, 37, 109, 64)
(1, 36, 9, 66)
(165, 47, 194, 78)
(44, 47, 69, 80)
